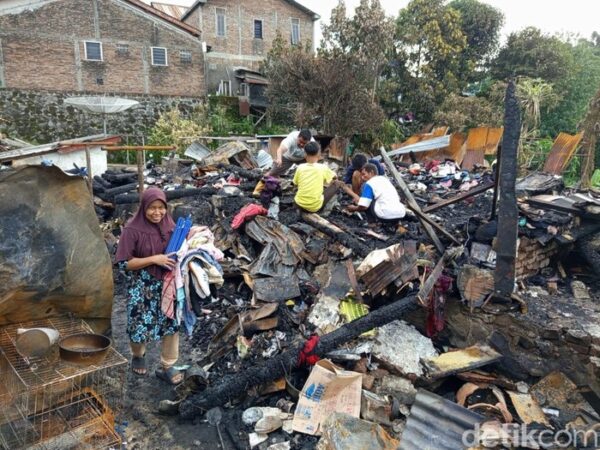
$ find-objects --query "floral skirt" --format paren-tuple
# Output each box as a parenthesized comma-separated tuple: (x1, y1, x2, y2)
(119, 263, 178, 343)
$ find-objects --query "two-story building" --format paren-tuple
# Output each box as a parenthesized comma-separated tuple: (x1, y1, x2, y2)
(0, 0, 205, 97)
(180, 0, 318, 98)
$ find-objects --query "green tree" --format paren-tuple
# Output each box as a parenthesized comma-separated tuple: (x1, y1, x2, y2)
(148, 104, 212, 153)
(517, 77, 558, 136)
(391, 0, 467, 122)
(541, 39, 600, 137)
(433, 93, 503, 131)
(491, 27, 573, 82)
(449, 0, 504, 81)
(320, 0, 395, 99)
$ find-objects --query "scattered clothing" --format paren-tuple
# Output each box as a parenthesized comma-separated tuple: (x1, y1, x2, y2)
(231, 204, 269, 230)
(259, 176, 282, 208)
(293, 162, 336, 212)
(342, 158, 385, 184)
(358, 175, 406, 220)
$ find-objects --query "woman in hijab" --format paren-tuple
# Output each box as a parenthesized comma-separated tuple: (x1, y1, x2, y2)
(115, 187, 183, 385)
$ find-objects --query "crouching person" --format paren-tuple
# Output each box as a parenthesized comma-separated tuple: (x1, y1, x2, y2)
(293, 141, 339, 216)
(343, 163, 406, 225)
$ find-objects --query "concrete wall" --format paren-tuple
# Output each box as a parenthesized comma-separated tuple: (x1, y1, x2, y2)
(0, 88, 203, 143)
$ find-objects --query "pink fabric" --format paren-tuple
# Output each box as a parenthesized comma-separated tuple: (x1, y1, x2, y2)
(115, 187, 175, 279)
(161, 270, 177, 319)
(231, 204, 268, 230)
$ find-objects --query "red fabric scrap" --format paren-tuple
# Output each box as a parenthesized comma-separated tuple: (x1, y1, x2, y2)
(231, 204, 268, 230)
(426, 273, 453, 337)
(297, 335, 320, 367)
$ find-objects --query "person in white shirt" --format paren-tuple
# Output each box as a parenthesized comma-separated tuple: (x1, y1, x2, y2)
(341, 163, 406, 224)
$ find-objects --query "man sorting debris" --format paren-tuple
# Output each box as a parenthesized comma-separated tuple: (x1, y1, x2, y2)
(253, 129, 313, 196)
(293, 141, 340, 215)
(341, 163, 406, 225)
(343, 153, 385, 194)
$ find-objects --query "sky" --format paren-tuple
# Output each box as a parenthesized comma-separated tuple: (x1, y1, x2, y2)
(161, 0, 599, 44)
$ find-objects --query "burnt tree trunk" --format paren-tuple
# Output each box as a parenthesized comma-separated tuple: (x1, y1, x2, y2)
(494, 79, 520, 297)
(179, 294, 418, 419)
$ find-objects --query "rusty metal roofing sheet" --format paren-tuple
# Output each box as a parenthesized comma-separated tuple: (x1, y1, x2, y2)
(151, 2, 187, 19)
(464, 127, 503, 156)
(543, 132, 584, 175)
(126, 0, 200, 36)
(400, 389, 484, 450)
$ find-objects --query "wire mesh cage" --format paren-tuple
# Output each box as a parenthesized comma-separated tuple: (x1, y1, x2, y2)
(0, 317, 127, 450)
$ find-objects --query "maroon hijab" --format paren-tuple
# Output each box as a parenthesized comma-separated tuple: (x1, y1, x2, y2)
(115, 187, 176, 279)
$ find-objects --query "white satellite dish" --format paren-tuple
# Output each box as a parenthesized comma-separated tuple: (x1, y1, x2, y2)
(64, 96, 140, 134)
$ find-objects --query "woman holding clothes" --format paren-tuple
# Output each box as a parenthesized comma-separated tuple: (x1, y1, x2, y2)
(115, 187, 183, 385)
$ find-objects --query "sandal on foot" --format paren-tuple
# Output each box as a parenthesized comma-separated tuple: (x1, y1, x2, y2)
(131, 355, 147, 376)
(155, 366, 184, 386)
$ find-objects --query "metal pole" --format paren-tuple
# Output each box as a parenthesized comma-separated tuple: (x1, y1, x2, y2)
(494, 79, 520, 297)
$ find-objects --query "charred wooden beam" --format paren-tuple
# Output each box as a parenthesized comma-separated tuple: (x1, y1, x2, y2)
(422, 181, 495, 214)
(114, 187, 217, 204)
(100, 182, 138, 199)
(494, 79, 520, 297)
(179, 294, 418, 419)
(218, 164, 265, 181)
(408, 207, 462, 245)
(301, 213, 371, 257)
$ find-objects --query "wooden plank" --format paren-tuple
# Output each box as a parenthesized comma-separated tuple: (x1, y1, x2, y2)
(423, 181, 495, 213)
(102, 145, 176, 151)
(344, 259, 364, 303)
(409, 207, 462, 245)
(136, 151, 144, 195)
(380, 147, 445, 254)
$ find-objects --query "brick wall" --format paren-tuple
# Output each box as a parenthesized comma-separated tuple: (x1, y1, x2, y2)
(193, 0, 314, 56)
(515, 237, 560, 279)
(0, 0, 205, 97)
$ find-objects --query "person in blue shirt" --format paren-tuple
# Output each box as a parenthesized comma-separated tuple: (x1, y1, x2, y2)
(343, 153, 385, 195)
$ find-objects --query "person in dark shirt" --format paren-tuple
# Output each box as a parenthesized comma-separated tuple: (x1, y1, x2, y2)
(343, 153, 385, 194)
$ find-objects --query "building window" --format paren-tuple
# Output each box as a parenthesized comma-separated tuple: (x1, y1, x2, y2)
(151, 47, 168, 66)
(218, 80, 231, 96)
(180, 50, 192, 64)
(116, 43, 129, 56)
(291, 18, 300, 45)
(254, 19, 263, 39)
(216, 7, 226, 37)
(84, 41, 103, 61)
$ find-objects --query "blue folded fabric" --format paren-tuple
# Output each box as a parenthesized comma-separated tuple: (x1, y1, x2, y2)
(165, 215, 192, 261)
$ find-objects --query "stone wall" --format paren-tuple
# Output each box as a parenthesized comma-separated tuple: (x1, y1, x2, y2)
(0, 88, 202, 143)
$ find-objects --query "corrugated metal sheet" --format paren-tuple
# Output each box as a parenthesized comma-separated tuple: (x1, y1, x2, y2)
(461, 127, 503, 170)
(543, 132, 584, 175)
(464, 127, 503, 156)
(150, 2, 187, 19)
(400, 389, 484, 450)
(388, 136, 451, 157)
